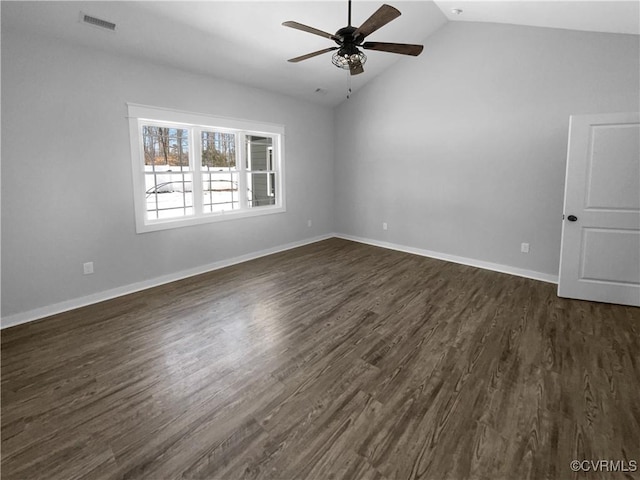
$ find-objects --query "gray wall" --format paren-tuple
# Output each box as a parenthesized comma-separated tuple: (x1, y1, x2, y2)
(1, 29, 334, 319)
(334, 22, 639, 277)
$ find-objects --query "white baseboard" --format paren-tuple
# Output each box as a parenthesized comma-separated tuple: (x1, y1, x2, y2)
(0, 233, 334, 330)
(2, 232, 559, 330)
(334, 233, 559, 285)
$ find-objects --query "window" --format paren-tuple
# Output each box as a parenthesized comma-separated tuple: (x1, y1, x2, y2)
(128, 104, 285, 233)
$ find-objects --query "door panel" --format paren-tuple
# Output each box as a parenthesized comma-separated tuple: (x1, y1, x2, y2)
(558, 112, 640, 307)
(586, 124, 640, 209)
(580, 228, 640, 284)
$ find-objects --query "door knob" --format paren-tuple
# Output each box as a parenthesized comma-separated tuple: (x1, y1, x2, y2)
(567, 215, 578, 222)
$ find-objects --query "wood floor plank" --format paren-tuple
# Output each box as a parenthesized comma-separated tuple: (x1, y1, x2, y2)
(2, 238, 639, 479)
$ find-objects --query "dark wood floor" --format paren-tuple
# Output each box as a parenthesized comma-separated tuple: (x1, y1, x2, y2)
(2, 238, 639, 480)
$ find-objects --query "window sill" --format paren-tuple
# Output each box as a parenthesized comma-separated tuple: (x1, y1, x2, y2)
(136, 205, 286, 233)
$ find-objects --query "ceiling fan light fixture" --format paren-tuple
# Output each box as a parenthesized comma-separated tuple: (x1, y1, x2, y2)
(332, 50, 367, 70)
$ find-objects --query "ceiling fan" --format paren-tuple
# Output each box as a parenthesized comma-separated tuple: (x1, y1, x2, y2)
(283, 0, 424, 75)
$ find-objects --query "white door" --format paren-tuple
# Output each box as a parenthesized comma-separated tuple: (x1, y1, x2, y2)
(558, 112, 640, 307)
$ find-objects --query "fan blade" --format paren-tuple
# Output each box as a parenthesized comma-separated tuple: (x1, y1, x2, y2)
(288, 47, 339, 63)
(349, 60, 364, 75)
(282, 21, 338, 41)
(362, 41, 424, 56)
(354, 4, 401, 40)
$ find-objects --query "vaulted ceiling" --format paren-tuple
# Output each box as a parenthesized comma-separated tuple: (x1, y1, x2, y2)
(3, 1, 638, 107)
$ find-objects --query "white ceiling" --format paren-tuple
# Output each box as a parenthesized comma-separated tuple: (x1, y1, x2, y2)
(435, 0, 640, 35)
(3, 1, 638, 107)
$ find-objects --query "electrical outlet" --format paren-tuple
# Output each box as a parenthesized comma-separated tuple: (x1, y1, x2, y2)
(383, 222, 388, 231)
(83, 262, 94, 275)
(520, 243, 530, 254)
(307, 219, 312, 227)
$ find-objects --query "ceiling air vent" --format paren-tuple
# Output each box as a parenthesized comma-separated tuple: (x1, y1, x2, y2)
(81, 13, 116, 31)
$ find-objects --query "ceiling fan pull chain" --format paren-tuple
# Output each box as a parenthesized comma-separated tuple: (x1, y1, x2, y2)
(346, 71, 352, 99)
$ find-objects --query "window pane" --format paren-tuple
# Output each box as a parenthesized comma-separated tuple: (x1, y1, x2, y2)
(247, 172, 276, 207)
(145, 173, 193, 219)
(142, 126, 189, 168)
(202, 131, 236, 169)
(203, 171, 238, 213)
(246, 135, 273, 171)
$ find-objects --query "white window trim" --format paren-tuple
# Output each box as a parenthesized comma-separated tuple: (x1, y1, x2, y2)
(127, 103, 286, 233)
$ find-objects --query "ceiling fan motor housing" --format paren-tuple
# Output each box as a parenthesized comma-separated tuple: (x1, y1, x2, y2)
(334, 26, 362, 46)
